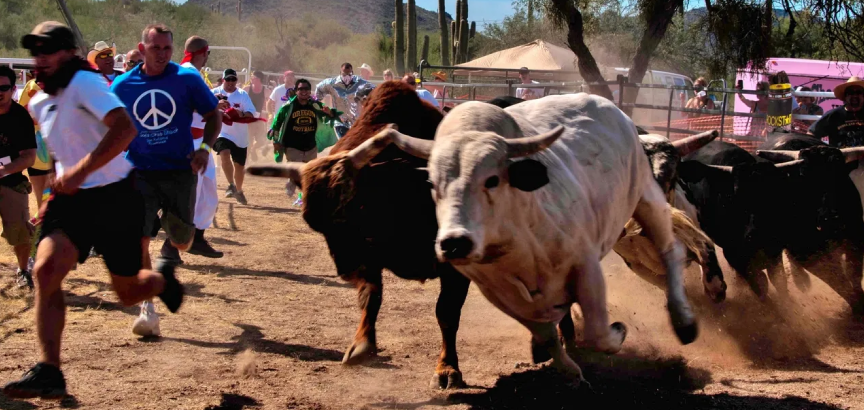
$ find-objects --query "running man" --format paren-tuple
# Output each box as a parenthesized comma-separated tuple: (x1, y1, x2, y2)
(0, 66, 37, 289)
(269, 78, 339, 204)
(212, 68, 256, 205)
(111, 24, 221, 337)
(314, 62, 374, 138)
(244, 70, 271, 161)
(3, 21, 184, 399)
(175, 35, 223, 264)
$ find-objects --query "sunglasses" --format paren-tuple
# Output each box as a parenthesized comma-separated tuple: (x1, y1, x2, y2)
(296, 87, 311, 91)
(96, 51, 114, 60)
(224, 76, 238, 82)
(28, 43, 63, 57)
(0, 85, 13, 92)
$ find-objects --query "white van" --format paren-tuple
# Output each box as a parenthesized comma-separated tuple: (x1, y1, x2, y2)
(609, 68, 696, 125)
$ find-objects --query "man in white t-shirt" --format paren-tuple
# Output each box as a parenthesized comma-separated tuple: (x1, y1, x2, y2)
(177, 35, 223, 263)
(402, 74, 441, 111)
(267, 70, 296, 118)
(3, 21, 184, 400)
(515, 67, 540, 100)
(213, 68, 256, 205)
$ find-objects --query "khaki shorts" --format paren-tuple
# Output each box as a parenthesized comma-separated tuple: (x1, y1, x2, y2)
(0, 183, 33, 247)
(285, 147, 317, 163)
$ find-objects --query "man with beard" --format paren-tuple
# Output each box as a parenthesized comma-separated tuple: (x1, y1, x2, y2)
(87, 41, 123, 85)
(314, 62, 374, 138)
(110, 24, 222, 337)
(2, 22, 183, 399)
(810, 77, 864, 147)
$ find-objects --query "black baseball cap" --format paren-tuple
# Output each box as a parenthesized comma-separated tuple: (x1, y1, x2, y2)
(223, 68, 238, 79)
(519, 67, 530, 74)
(21, 21, 77, 51)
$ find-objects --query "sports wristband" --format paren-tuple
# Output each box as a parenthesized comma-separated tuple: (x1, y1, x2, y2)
(199, 142, 212, 153)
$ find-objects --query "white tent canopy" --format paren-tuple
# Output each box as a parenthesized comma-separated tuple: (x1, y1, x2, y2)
(452, 40, 585, 81)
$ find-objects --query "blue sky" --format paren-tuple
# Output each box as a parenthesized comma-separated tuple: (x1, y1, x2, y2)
(415, 0, 516, 29)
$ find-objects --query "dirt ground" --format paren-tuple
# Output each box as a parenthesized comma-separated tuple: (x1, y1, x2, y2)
(2, 165, 864, 410)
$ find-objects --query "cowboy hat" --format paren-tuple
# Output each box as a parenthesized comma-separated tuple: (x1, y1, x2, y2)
(431, 71, 447, 81)
(359, 63, 374, 76)
(834, 76, 864, 99)
(87, 41, 116, 66)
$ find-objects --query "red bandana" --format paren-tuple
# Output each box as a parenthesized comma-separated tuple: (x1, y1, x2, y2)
(181, 45, 209, 64)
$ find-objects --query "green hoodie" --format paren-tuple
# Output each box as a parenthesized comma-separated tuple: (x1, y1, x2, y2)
(269, 96, 342, 161)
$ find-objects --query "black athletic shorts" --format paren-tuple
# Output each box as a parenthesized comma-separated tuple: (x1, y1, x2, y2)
(27, 167, 50, 177)
(134, 169, 198, 246)
(214, 137, 248, 166)
(39, 176, 143, 277)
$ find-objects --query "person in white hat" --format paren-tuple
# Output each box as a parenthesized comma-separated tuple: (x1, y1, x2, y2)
(359, 63, 374, 81)
(87, 41, 123, 84)
(809, 76, 864, 147)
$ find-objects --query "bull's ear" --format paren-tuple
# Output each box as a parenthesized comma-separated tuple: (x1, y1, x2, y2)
(508, 159, 549, 192)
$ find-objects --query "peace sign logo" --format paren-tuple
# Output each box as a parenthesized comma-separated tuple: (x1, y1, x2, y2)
(133, 89, 177, 131)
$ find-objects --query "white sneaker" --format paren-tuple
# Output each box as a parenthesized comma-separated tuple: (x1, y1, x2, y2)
(132, 301, 160, 337)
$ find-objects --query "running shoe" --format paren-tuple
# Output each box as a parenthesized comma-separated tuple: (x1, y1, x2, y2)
(2, 362, 67, 400)
(293, 197, 303, 207)
(132, 300, 160, 337)
(158, 238, 184, 266)
(155, 259, 184, 313)
(234, 191, 248, 205)
(188, 229, 223, 258)
(225, 183, 237, 198)
(16, 268, 33, 290)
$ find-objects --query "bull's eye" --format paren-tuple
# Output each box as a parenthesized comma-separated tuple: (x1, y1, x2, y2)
(426, 179, 434, 189)
(485, 176, 500, 189)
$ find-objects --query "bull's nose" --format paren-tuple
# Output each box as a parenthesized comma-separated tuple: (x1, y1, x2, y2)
(440, 235, 474, 260)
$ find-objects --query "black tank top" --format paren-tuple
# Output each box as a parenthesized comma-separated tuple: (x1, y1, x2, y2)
(249, 86, 267, 112)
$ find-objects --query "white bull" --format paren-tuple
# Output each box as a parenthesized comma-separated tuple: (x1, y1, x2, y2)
(382, 94, 698, 386)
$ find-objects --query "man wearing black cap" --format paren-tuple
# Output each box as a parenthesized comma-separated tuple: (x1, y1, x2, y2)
(212, 68, 256, 205)
(515, 67, 540, 100)
(2, 21, 185, 400)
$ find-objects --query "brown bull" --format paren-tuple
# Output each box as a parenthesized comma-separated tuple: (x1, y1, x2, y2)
(247, 82, 470, 389)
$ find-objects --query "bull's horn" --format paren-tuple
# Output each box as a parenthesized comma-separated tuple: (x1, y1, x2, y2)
(841, 147, 864, 163)
(672, 130, 719, 156)
(774, 159, 805, 168)
(387, 125, 435, 160)
(756, 150, 800, 162)
(707, 165, 733, 172)
(246, 163, 304, 181)
(506, 125, 565, 158)
(345, 124, 400, 169)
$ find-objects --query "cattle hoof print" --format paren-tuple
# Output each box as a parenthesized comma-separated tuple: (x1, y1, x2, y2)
(430, 371, 466, 390)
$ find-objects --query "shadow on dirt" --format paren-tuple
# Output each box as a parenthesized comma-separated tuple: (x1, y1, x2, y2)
(204, 393, 259, 410)
(443, 365, 841, 410)
(159, 323, 345, 362)
(183, 282, 247, 304)
(181, 264, 352, 288)
(63, 279, 139, 316)
(0, 394, 79, 410)
(248, 205, 301, 215)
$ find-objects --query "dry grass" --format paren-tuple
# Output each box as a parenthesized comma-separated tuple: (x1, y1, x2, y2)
(0, 164, 863, 409)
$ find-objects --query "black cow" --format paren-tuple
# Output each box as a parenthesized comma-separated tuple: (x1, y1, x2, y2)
(757, 134, 864, 314)
(679, 139, 864, 315)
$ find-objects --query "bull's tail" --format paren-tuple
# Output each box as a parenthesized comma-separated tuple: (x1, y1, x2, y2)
(623, 206, 713, 265)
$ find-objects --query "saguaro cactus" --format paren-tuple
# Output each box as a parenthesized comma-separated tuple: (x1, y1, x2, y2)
(237, 0, 242, 21)
(407, 0, 417, 71)
(394, 0, 405, 75)
(450, 20, 457, 64)
(421, 35, 430, 63)
(438, 0, 449, 65)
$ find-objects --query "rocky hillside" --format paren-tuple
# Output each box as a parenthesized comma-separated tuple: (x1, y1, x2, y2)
(189, 0, 451, 34)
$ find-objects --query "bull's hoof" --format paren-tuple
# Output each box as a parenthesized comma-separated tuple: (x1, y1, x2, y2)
(531, 338, 553, 364)
(430, 370, 466, 390)
(341, 339, 377, 366)
(704, 282, 727, 303)
(674, 321, 698, 345)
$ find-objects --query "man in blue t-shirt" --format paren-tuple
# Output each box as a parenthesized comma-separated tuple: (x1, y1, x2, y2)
(111, 24, 221, 337)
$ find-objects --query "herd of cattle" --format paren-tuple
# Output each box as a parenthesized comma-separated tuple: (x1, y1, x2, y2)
(246, 82, 864, 389)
